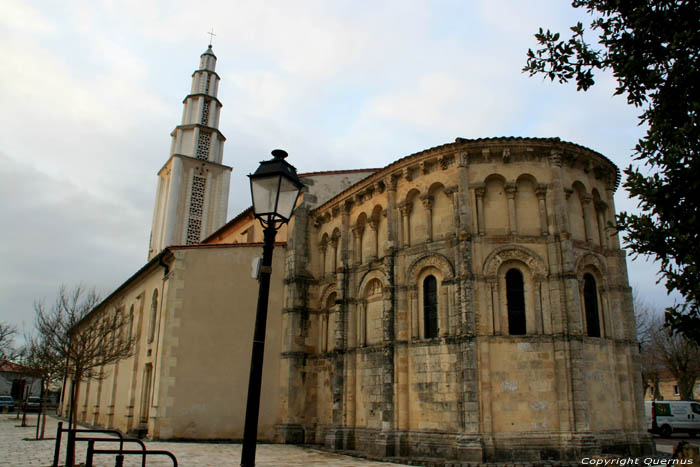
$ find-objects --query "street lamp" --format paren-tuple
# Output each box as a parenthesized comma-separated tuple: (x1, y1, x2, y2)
(241, 149, 303, 467)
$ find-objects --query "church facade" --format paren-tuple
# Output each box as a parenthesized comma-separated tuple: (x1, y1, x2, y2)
(62, 46, 654, 462)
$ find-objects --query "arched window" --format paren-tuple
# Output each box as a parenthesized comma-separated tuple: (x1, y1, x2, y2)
(506, 269, 526, 335)
(584, 273, 601, 337)
(423, 275, 438, 338)
(148, 290, 158, 343)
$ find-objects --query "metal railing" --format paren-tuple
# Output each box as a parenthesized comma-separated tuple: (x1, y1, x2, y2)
(52, 421, 176, 467)
(86, 439, 178, 467)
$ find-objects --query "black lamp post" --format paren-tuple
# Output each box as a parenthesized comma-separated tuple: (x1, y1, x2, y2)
(240, 149, 303, 467)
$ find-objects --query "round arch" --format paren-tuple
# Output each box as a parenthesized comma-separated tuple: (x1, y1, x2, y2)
(406, 253, 455, 287)
(482, 245, 547, 280)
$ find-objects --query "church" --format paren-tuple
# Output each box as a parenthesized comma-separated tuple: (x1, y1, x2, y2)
(61, 45, 654, 462)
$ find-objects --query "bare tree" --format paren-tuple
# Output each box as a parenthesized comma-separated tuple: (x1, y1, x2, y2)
(21, 332, 64, 439)
(0, 322, 19, 362)
(636, 296, 700, 401)
(33, 285, 135, 430)
(653, 327, 700, 401)
(634, 296, 665, 399)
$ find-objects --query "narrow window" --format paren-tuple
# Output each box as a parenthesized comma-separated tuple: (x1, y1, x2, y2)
(673, 385, 679, 396)
(148, 290, 158, 344)
(423, 275, 438, 338)
(583, 273, 601, 337)
(128, 305, 134, 342)
(506, 269, 526, 335)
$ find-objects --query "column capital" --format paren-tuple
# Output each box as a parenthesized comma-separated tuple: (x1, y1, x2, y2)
(385, 173, 400, 191)
(504, 182, 517, 198)
(535, 183, 548, 199)
(343, 199, 354, 213)
(352, 224, 364, 237)
(420, 194, 433, 209)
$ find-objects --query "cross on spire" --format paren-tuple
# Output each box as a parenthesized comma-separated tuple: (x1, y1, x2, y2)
(207, 28, 216, 46)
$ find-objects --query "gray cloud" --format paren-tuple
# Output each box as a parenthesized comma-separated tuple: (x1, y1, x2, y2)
(0, 0, 677, 333)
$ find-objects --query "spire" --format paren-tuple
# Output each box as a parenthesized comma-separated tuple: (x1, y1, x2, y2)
(147, 46, 232, 259)
(174, 44, 225, 163)
(199, 44, 217, 72)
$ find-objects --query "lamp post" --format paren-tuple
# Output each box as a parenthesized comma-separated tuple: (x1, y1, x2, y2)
(241, 149, 303, 467)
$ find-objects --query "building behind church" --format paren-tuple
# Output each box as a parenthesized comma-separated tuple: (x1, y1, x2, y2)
(62, 46, 654, 462)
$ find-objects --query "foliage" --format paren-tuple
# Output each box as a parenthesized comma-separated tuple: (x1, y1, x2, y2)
(33, 285, 135, 428)
(523, 0, 700, 343)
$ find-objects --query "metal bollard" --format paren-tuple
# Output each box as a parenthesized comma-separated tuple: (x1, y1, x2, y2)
(66, 427, 76, 467)
(85, 439, 94, 467)
(52, 422, 63, 467)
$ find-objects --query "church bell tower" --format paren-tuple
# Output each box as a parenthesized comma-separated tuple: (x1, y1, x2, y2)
(148, 45, 232, 260)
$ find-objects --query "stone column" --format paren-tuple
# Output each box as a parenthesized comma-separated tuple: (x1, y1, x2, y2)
(580, 193, 596, 244)
(605, 187, 621, 249)
(385, 175, 399, 248)
(549, 149, 591, 437)
(367, 253, 395, 456)
(359, 301, 366, 347)
(352, 225, 363, 265)
(320, 314, 327, 352)
(595, 200, 608, 248)
(440, 285, 449, 336)
(505, 181, 517, 235)
(399, 202, 411, 247)
(447, 283, 456, 335)
(330, 236, 339, 272)
(474, 184, 485, 235)
(420, 194, 434, 242)
(489, 279, 500, 334)
(319, 241, 327, 277)
(535, 183, 549, 236)
(368, 219, 379, 259)
(409, 288, 418, 339)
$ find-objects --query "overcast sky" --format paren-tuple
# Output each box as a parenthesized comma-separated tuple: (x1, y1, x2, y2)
(0, 0, 678, 338)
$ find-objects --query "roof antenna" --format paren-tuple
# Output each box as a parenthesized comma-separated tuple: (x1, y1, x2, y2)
(207, 28, 216, 47)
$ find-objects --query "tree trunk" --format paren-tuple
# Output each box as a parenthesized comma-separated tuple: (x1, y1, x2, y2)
(679, 376, 697, 400)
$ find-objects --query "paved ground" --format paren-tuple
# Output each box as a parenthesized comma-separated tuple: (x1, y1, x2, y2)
(0, 413, 409, 466)
(653, 433, 698, 455)
(1, 412, 692, 466)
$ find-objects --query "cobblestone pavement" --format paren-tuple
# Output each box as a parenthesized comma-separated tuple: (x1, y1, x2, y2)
(0, 414, 409, 466)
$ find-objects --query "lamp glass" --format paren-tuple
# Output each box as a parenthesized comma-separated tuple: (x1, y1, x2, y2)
(251, 174, 281, 220)
(275, 176, 302, 221)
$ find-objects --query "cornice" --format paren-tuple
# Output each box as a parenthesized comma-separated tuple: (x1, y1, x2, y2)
(191, 69, 221, 79)
(181, 93, 223, 107)
(157, 153, 232, 176)
(311, 137, 621, 219)
(170, 123, 227, 142)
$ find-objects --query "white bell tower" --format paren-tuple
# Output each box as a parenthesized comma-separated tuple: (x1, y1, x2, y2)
(148, 45, 232, 260)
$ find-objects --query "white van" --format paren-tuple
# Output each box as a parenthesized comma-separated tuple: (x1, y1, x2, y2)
(645, 400, 700, 438)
